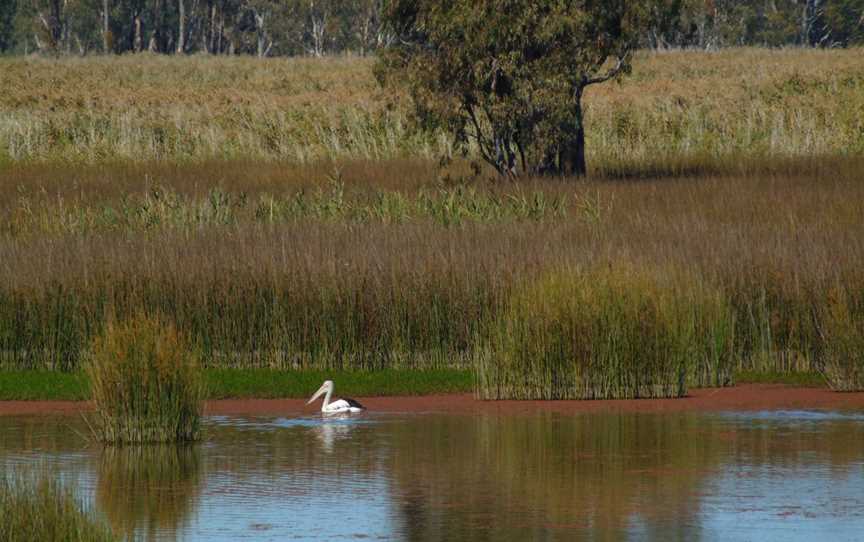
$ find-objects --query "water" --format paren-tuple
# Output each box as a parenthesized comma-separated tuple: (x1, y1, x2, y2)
(2, 409, 863, 541)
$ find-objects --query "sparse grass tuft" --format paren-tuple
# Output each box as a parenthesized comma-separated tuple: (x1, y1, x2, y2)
(86, 314, 203, 444)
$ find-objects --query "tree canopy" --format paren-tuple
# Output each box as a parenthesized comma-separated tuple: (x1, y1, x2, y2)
(0, 0, 861, 56)
(377, 1, 653, 177)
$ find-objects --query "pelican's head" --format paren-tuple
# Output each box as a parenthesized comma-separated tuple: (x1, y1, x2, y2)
(306, 380, 334, 405)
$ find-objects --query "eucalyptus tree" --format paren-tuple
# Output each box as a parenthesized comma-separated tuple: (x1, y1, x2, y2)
(377, 0, 653, 177)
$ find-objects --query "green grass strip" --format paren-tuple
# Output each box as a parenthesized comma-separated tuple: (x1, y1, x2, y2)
(0, 369, 474, 401)
(733, 370, 827, 388)
(0, 369, 828, 401)
(0, 372, 90, 401)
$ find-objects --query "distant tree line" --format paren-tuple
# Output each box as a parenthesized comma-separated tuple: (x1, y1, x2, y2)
(0, 0, 862, 56)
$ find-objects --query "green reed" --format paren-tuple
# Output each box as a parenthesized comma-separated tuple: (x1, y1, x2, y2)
(86, 314, 204, 444)
(2, 182, 568, 237)
(816, 285, 864, 391)
(0, 469, 116, 542)
(476, 267, 734, 400)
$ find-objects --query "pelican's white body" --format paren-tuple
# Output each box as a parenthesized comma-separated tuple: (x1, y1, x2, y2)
(307, 380, 365, 414)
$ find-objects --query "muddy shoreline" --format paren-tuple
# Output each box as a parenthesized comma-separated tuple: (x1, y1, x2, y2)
(2, 384, 864, 417)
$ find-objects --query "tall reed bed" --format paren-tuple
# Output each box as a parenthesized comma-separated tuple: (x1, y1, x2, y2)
(86, 314, 203, 443)
(477, 266, 734, 400)
(0, 469, 116, 542)
(817, 285, 864, 391)
(1, 158, 863, 394)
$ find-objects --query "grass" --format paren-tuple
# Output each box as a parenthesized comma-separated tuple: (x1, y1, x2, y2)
(0, 469, 116, 542)
(0, 49, 861, 167)
(86, 314, 203, 444)
(734, 370, 826, 388)
(0, 368, 831, 402)
(0, 161, 862, 395)
(0, 369, 475, 401)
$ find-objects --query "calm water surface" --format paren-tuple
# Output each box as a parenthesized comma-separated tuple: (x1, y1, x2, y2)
(2, 409, 863, 541)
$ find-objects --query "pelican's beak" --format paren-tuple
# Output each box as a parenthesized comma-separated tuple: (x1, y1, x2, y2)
(306, 385, 326, 405)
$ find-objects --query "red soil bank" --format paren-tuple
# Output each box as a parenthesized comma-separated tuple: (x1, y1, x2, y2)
(2, 385, 864, 417)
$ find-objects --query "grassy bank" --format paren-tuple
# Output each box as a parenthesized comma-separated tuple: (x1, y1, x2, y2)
(0, 369, 828, 402)
(0, 49, 862, 167)
(0, 369, 475, 401)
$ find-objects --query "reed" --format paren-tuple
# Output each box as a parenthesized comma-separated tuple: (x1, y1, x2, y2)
(0, 469, 116, 542)
(817, 285, 864, 392)
(86, 314, 204, 444)
(476, 266, 734, 400)
(0, 158, 862, 394)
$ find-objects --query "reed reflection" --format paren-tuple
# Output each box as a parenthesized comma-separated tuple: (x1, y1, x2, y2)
(389, 413, 722, 541)
(96, 444, 202, 541)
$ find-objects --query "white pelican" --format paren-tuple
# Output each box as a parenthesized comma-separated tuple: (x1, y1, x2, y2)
(306, 380, 366, 414)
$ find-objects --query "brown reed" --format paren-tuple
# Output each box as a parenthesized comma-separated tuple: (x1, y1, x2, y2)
(0, 157, 861, 396)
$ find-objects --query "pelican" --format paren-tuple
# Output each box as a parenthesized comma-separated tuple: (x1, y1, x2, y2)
(306, 380, 365, 414)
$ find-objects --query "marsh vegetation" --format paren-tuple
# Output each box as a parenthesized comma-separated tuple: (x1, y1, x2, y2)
(86, 314, 203, 444)
(1, 49, 862, 398)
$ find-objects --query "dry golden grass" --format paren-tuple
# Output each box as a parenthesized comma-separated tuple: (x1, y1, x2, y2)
(0, 48, 861, 165)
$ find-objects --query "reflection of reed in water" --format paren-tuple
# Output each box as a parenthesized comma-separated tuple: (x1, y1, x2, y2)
(96, 445, 202, 541)
(389, 414, 721, 541)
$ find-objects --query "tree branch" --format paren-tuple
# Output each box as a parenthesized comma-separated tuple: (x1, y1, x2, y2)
(464, 103, 496, 169)
(584, 52, 630, 86)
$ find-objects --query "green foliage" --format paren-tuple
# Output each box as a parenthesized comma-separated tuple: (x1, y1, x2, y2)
(0, 469, 116, 542)
(378, 0, 653, 177)
(86, 314, 204, 444)
(735, 370, 826, 388)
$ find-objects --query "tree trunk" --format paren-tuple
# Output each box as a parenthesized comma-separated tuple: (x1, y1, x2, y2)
(102, 0, 110, 52)
(558, 97, 587, 177)
(177, 0, 186, 54)
(207, 2, 216, 53)
(133, 13, 143, 53)
(148, 0, 163, 52)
